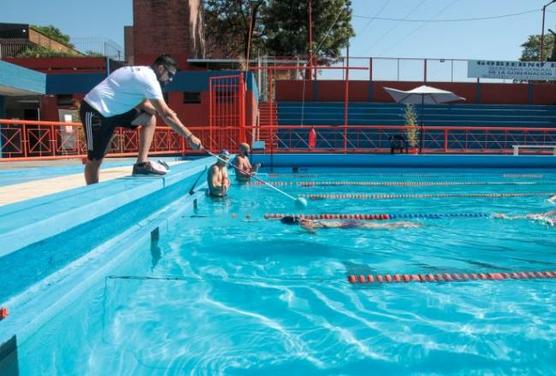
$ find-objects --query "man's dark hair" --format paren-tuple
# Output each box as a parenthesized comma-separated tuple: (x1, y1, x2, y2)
(154, 54, 177, 71)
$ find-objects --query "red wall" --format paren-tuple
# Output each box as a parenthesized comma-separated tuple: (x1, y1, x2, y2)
(276, 80, 556, 105)
(4, 57, 106, 74)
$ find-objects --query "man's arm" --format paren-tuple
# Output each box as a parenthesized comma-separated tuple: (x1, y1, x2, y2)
(149, 98, 202, 150)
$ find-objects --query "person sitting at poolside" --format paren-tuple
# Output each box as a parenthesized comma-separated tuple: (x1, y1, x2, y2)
(280, 216, 421, 233)
(493, 210, 556, 227)
(207, 149, 230, 197)
(232, 142, 260, 182)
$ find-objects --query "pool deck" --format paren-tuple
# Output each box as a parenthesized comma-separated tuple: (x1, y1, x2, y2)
(0, 158, 184, 206)
(0, 157, 212, 257)
(0, 165, 129, 206)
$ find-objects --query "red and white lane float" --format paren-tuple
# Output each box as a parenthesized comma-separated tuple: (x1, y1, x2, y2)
(265, 212, 489, 220)
(347, 271, 556, 284)
(249, 180, 537, 187)
(303, 192, 555, 200)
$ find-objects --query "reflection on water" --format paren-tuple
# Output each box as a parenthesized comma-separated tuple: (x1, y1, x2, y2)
(14, 168, 556, 375)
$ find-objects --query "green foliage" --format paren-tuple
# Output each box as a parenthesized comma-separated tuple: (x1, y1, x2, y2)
(403, 104, 419, 148)
(519, 34, 555, 61)
(204, 0, 265, 60)
(263, 0, 354, 64)
(31, 25, 74, 48)
(204, 0, 354, 64)
(15, 45, 79, 58)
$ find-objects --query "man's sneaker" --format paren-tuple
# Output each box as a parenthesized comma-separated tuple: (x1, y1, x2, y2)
(132, 161, 167, 176)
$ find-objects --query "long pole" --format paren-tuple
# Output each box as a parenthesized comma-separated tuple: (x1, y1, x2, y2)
(540, 0, 556, 61)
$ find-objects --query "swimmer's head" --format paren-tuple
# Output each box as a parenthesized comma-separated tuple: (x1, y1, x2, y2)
(217, 149, 230, 165)
(280, 216, 300, 225)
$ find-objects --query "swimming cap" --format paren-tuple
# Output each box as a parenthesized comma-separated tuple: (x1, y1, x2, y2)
(280, 216, 300, 225)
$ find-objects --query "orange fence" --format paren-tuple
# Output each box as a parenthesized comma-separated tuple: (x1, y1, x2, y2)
(1, 119, 556, 160)
(267, 125, 556, 154)
(0, 119, 189, 161)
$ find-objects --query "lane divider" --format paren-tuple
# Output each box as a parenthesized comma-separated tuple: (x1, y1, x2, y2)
(266, 174, 544, 179)
(264, 212, 489, 220)
(302, 192, 555, 200)
(503, 174, 544, 178)
(249, 181, 537, 187)
(348, 271, 556, 284)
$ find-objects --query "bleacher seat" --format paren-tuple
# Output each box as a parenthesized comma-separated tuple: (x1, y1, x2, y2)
(277, 102, 556, 128)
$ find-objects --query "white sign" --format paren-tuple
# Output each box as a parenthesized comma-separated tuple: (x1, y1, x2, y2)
(468, 60, 556, 81)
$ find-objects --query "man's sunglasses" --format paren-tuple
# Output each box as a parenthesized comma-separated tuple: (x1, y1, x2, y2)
(165, 66, 176, 81)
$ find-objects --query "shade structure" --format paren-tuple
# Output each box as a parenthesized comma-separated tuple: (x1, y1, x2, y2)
(384, 85, 465, 152)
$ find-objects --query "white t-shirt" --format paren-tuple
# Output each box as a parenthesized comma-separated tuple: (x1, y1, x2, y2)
(84, 66, 164, 117)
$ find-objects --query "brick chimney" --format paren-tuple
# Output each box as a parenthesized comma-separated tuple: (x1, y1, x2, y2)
(132, 0, 205, 68)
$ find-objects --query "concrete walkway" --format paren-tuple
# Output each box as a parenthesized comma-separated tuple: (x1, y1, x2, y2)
(0, 160, 185, 206)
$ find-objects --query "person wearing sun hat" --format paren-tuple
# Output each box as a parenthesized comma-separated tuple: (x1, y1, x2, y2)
(232, 142, 260, 182)
(207, 149, 231, 197)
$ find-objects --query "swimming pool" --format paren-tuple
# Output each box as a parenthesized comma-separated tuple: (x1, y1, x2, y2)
(4, 166, 556, 374)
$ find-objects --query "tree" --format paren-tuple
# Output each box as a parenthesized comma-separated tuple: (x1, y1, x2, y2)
(204, 0, 265, 61)
(203, 0, 354, 64)
(262, 0, 354, 64)
(519, 34, 555, 61)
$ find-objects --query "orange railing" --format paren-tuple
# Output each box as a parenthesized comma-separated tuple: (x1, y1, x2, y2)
(0, 119, 190, 161)
(266, 125, 556, 154)
(1, 120, 556, 160)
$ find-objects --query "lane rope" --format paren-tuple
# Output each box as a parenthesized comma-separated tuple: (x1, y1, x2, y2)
(264, 212, 489, 220)
(302, 192, 555, 200)
(249, 181, 538, 187)
(348, 271, 556, 284)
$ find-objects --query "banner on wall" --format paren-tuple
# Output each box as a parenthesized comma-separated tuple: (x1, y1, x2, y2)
(468, 60, 556, 81)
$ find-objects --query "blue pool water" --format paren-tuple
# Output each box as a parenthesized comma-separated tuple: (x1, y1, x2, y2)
(10, 168, 556, 374)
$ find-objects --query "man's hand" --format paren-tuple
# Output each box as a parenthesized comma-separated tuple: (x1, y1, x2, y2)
(187, 134, 203, 150)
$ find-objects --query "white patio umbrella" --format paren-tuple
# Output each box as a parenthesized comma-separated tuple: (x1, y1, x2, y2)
(384, 85, 465, 152)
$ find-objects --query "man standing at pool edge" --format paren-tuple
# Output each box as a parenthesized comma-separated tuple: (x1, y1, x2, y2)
(79, 54, 203, 184)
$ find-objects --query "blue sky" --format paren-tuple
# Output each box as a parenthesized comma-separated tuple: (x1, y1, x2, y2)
(2, 0, 554, 61)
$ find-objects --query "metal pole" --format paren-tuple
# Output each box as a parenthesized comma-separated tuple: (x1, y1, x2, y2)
(344, 43, 349, 153)
(308, 0, 313, 80)
(246, 2, 254, 66)
(419, 95, 424, 153)
(540, 1, 556, 61)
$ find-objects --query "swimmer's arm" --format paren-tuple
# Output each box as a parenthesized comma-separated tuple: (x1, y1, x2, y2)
(300, 221, 317, 233)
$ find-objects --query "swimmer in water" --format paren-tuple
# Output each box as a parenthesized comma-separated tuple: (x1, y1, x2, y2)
(493, 210, 556, 227)
(280, 216, 421, 233)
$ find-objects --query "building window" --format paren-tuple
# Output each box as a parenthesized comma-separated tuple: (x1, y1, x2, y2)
(57, 94, 74, 107)
(183, 92, 201, 104)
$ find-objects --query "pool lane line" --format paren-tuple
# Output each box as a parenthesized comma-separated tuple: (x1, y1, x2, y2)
(348, 271, 556, 284)
(303, 192, 556, 200)
(249, 181, 540, 187)
(264, 212, 489, 220)
(265, 174, 545, 179)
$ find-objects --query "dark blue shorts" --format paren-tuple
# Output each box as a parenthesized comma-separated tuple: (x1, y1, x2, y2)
(79, 101, 143, 161)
